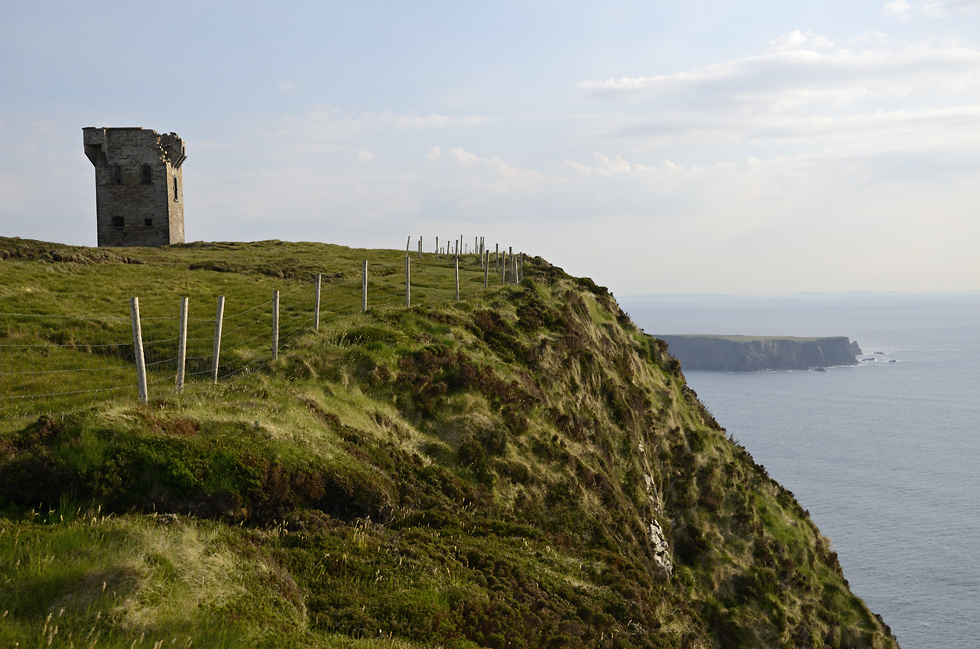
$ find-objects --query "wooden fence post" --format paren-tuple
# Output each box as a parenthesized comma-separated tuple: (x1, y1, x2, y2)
(436, 237, 439, 258)
(272, 290, 280, 360)
(418, 237, 422, 260)
(362, 260, 368, 313)
(495, 244, 500, 272)
(484, 252, 489, 288)
(501, 250, 506, 285)
(513, 255, 518, 285)
(455, 257, 460, 302)
(129, 297, 148, 403)
(211, 296, 224, 384)
(176, 296, 188, 393)
(405, 256, 411, 307)
(314, 274, 321, 332)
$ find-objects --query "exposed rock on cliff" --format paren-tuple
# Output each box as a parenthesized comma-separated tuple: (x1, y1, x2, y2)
(659, 335, 860, 372)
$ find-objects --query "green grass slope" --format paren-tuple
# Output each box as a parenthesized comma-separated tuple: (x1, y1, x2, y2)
(0, 238, 898, 648)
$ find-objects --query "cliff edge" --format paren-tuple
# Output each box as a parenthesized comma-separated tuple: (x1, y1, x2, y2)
(0, 239, 897, 648)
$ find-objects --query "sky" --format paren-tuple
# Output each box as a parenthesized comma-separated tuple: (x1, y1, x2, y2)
(1, 0, 979, 296)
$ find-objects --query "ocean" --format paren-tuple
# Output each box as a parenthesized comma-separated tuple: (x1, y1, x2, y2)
(617, 291, 980, 649)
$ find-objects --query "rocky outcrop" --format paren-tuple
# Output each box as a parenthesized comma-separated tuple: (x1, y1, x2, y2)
(659, 335, 860, 372)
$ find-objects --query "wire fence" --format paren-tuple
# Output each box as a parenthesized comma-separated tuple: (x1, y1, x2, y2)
(0, 245, 526, 426)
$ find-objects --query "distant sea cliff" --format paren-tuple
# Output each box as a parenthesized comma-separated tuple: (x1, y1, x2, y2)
(659, 335, 862, 372)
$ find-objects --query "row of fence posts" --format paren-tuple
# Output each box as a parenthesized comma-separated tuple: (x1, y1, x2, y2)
(128, 271, 348, 403)
(403, 236, 524, 307)
(128, 245, 524, 403)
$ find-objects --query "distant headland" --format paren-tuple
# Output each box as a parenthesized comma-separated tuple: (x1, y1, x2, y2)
(659, 334, 862, 372)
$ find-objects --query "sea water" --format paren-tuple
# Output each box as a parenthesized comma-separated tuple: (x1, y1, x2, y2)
(618, 292, 980, 649)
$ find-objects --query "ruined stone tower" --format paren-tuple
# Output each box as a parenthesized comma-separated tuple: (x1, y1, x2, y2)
(83, 127, 186, 247)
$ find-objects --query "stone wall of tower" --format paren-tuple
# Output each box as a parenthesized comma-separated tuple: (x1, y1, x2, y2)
(83, 127, 186, 247)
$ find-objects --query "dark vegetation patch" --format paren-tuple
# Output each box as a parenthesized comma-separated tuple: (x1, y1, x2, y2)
(390, 345, 536, 423)
(0, 237, 144, 265)
(0, 414, 396, 524)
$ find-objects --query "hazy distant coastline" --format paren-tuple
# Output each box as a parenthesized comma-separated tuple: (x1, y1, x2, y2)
(659, 334, 860, 372)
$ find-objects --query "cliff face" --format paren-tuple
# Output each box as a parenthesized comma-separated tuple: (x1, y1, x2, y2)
(0, 240, 897, 649)
(659, 335, 860, 372)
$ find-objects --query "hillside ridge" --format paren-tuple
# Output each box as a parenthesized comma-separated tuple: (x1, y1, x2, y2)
(0, 238, 899, 649)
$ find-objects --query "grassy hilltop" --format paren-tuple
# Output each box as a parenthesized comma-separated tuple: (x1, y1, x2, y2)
(0, 237, 898, 648)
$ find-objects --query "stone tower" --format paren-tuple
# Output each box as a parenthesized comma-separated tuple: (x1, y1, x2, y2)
(83, 127, 187, 247)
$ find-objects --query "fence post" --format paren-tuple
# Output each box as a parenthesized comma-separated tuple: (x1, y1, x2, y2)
(176, 296, 188, 393)
(129, 297, 148, 403)
(495, 244, 500, 272)
(501, 250, 506, 285)
(211, 296, 224, 384)
(314, 274, 321, 332)
(405, 256, 411, 307)
(436, 236, 439, 258)
(418, 237, 422, 260)
(362, 260, 368, 313)
(484, 252, 489, 288)
(406, 235, 411, 253)
(513, 254, 518, 285)
(272, 290, 280, 360)
(455, 257, 460, 302)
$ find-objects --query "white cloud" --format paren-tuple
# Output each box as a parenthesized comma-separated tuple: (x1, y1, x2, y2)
(358, 150, 375, 162)
(768, 30, 836, 51)
(278, 81, 295, 92)
(425, 147, 551, 199)
(448, 147, 480, 166)
(882, 0, 914, 20)
(923, 0, 980, 16)
(276, 106, 491, 144)
(427, 145, 442, 159)
(575, 103, 980, 162)
(564, 153, 654, 176)
(195, 165, 422, 232)
(578, 40, 980, 114)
